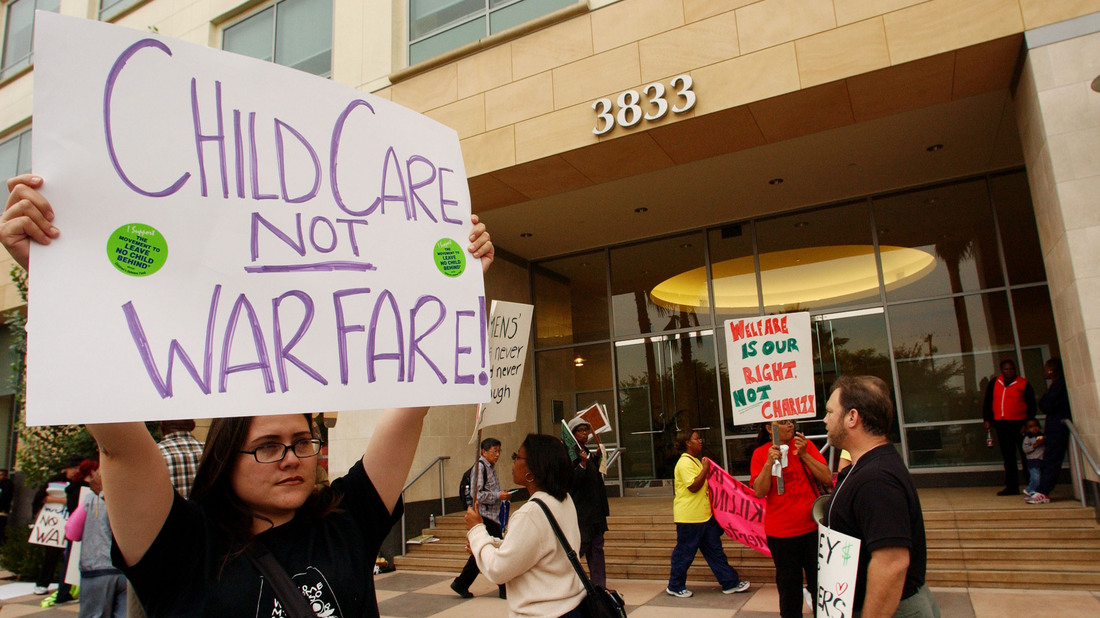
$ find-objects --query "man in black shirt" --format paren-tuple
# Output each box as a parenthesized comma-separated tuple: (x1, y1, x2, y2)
(823, 376, 939, 617)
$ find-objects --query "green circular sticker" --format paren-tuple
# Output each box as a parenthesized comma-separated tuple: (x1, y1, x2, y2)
(107, 223, 168, 276)
(433, 238, 466, 277)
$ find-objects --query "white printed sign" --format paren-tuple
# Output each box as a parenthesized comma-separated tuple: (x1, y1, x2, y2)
(29, 502, 68, 549)
(476, 301, 532, 430)
(724, 312, 814, 425)
(817, 524, 861, 618)
(28, 13, 489, 425)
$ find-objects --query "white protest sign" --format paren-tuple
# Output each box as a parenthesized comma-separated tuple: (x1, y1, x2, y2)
(724, 312, 814, 425)
(28, 13, 489, 425)
(575, 402, 612, 435)
(29, 502, 68, 549)
(817, 524, 860, 618)
(476, 300, 532, 430)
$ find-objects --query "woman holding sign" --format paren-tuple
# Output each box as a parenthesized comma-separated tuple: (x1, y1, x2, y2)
(1, 174, 494, 617)
(751, 421, 833, 618)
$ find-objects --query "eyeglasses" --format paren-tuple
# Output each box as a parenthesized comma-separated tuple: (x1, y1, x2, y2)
(511, 452, 526, 462)
(775, 420, 795, 426)
(240, 438, 323, 464)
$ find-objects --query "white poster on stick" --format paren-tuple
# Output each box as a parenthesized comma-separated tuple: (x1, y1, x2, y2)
(476, 300, 532, 430)
(29, 502, 68, 549)
(724, 312, 815, 426)
(27, 13, 489, 425)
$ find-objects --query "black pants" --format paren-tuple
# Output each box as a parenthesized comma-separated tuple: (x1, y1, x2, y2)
(767, 531, 818, 618)
(454, 518, 506, 596)
(1039, 414, 1070, 495)
(36, 546, 63, 588)
(992, 419, 1026, 490)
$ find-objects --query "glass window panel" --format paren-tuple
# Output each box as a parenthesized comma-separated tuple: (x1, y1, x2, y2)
(99, 0, 141, 21)
(905, 423, 1000, 469)
(615, 331, 722, 480)
(489, 0, 574, 34)
(724, 435, 758, 478)
(535, 343, 612, 437)
(707, 222, 760, 323)
(874, 180, 1003, 301)
(989, 171, 1045, 285)
(274, 0, 332, 76)
(3, 0, 57, 74)
(716, 333, 761, 439)
(610, 232, 710, 338)
(1012, 285, 1058, 400)
(533, 250, 609, 347)
(890, 292, 1015, 423)
(223, 7, 275, 63)
(409, 0, 484, 40)
(0, 129, 30, 202)
(409, 17, 485, 65)
(755, 201, 879, 314)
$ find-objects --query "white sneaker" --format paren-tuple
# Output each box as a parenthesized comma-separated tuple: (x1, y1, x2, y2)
(33, 586, 48, 595)
(666, 588, 693, 598)
(723, 581, 751, 594)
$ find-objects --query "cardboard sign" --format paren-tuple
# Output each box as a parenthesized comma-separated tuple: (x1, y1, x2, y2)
(724, 312, 815, 425)
(576, 402, 612, 435)
(29, 502, 68, 549)
(28, 13, 488, 425)
(704, 457, 770, 557)
(476, 301, 532, 430)
(817, 524, 861, 618)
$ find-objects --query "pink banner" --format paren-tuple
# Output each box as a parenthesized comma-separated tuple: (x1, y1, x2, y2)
(704, 457, 770, 557)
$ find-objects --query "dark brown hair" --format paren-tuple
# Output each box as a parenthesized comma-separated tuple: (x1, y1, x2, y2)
(190, 414, 338, 547)
(675, 429, 695, 453)
(831, 375, 894, 437)
(521, 434, 572, 500)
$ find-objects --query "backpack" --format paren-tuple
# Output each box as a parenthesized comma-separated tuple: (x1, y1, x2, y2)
(458, 461, 488, 507)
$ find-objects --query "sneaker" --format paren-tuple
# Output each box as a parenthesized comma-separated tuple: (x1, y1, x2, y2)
(1022, 490, 1035, 497)
(449, 581, 473, 599)
(40, 592, 57, 608)
(1026, 493, 1050, 504)
(32, 586, 48, 595)
(666, 588, 693, 598)
(723, 581, 751, 594)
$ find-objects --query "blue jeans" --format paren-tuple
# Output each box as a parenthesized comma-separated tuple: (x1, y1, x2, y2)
(1026, 462, 1041, 494)
(667, 517, 740, 592)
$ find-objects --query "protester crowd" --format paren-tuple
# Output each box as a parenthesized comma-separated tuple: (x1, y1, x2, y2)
(1, 172, 1075, 617)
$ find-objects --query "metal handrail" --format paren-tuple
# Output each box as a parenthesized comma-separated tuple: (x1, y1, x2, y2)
(1064, 420, 1100, 515)
(399, 455, 449, 556)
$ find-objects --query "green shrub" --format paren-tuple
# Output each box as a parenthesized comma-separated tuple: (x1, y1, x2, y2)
(0, 527, 52, 581)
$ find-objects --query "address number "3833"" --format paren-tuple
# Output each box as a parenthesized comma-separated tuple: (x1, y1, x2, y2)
(592, 74, 696, 136)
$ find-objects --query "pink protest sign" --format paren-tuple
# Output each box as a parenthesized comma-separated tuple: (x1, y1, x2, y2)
(704, 457, 770, 557)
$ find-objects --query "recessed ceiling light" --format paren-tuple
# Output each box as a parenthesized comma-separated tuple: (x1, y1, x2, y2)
(769, 178, 784, 185)
(573, 357, 585, 367)
(1092, 75, 1100, 92)
(520, 232, 532, 238)
(926, 198, 940, 205)
(634, 207, 648, 213)
(926, 144, 944, 152)
(679, 243, 693, 249)
(794, 221, 809, 229)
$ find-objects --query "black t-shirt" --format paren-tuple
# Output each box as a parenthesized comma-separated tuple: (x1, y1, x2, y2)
(825, 443, 927, 611)
(114, 461, 401, 617)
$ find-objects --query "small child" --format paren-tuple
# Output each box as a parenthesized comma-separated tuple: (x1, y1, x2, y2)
(1022, 418, 1045, 497)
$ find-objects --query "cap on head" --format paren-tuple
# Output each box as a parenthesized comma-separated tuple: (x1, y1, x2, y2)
(567, 417, 591, 433)
(63, 454, 84, 470)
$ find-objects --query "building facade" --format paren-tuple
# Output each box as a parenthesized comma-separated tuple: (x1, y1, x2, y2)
(1, 0, 1098, 504)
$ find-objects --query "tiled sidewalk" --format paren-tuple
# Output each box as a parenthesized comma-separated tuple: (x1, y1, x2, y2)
(4, 571, 1100, 617)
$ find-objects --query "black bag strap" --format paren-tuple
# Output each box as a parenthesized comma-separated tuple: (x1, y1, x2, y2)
(245, 541, 317, 618)
(797, 452, 830, 497)
(530, 498, 597, 597)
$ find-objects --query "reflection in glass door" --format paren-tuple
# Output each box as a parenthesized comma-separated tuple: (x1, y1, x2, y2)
(807, 309, 896, 444)
(615, 330, 722, 481)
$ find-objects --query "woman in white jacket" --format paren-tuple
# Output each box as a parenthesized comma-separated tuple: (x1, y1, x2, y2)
(464, 434, 586, 617)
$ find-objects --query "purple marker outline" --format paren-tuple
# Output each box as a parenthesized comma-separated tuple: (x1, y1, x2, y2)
(122, 285, 220, 398)
(190, 78, 227, 198)
(330, 99, 376, 216)
(366, 290, 404, 383)
(275, 118, 321, 203)
(244, 262, 376, 273)
(334, 288, 371, 385)
(104, 39, 190, 197)
(272, 290, 327, 392)
(408, 295, 446, 384)
(454, 309, 475, 384)
(219, 293, 275, 393)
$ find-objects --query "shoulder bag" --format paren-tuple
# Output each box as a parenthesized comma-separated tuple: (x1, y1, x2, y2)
(245, 541, 318, 618)
(531, 498, 627, 618)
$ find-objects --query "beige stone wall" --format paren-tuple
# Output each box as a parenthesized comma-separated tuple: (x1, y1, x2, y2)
(1015, 29, 1100, 480)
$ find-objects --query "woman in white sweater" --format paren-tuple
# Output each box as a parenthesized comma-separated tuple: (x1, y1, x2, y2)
(465, 434, 587, 617)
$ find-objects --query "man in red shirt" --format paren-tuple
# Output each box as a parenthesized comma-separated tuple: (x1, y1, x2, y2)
(983, 359, 1036, 496)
